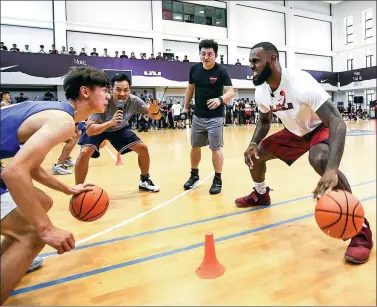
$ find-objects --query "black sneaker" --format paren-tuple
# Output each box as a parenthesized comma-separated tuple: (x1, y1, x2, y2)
(209, 177, 222, 195)
(183, 171, 199, 190)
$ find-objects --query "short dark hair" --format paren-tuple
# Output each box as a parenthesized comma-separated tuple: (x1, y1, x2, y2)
(111, 73, 132, 87)
(251, 42, 279, 60)
(199, 39, 218, 55)
(1, 91, 10, 100)
(63, 66, 110, 100)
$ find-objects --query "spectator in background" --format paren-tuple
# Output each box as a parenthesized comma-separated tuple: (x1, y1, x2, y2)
(14, 93, 28, 104)
(183, 55, 189, 62)
(148, 54, 155, 60)
(49, 44, 58, 54)
(60, 46, 67, 55)
(140, 53, 145, 59)
(0, 91, 12, 107)
(90, 48, 99, 56)
(120, 51, 128, 58)
(38, 45, 45, 53)
(79, 48, 87, 56)
(23, 44, 31, 53)
(235, 59, 241, 65)
(171, 101, 183, 129)
(114, 51, 119, 58)
(68, 47, 76, 55)
(175, 56, 180, 62)
(130, 52, 136, 59)
(102, 48, 109, 57)
(156, 52, 163, 60)
(0, 42, 8, 51)
(10, 44, 20, 52)
(43, 90, 55, 101)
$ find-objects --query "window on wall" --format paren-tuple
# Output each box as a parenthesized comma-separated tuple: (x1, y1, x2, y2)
(347, 57, 353, 70)
(366, 50, 373, 67)
(348, 91, 354, 106)
(364, 9, 373, 40)
(366, 89, 375, 104)
(345, 16, 353, 44)
(162, 0, 227, 28)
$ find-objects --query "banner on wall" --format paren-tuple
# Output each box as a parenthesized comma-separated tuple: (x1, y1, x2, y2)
(338, 66, 377, 88)
(1, 52, 341, 88)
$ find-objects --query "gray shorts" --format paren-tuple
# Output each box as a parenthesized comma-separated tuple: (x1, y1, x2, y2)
(191, 115, 224, 150)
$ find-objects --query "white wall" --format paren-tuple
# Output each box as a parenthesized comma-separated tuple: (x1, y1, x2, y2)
(1, 25, 53, 52)
(0, 0, 52, 28)
(236, 47, 287, 68)
(162, 20, 227, 41)
(292, 16, 331, 52)
(66, 1, 152, 32)
(332, 0, 376, 71)
(238, 89, 255, 100)
(235, 4, 285, 46)
(163, 40, 228, 64)
(295, 53, 332, 71)
(293, 1, 331, 16)
(67, 31, 153, 57)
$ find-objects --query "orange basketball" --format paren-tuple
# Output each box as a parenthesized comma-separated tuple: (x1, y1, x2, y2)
(69, 186, 109, 222)
(315, 190, 364, 240)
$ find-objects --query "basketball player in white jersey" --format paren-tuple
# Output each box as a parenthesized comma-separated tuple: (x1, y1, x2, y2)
(0, 66, 110, 304)
(235, 42, 373, 264)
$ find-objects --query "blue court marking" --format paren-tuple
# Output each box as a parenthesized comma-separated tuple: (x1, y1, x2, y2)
(346, 129, 376, 136)
(39, 180, 376, 258)
(11, 195, 376, 297)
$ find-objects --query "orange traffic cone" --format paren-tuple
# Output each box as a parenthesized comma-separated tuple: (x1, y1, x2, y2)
(115, 152, 123, 166)
(196, 233, 225, 279)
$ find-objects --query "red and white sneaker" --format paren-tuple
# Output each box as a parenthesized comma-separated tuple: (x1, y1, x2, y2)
(344, 218, 373, 264)
(235, 187, 271, 208)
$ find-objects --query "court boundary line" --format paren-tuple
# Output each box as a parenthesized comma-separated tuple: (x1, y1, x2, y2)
(39, 180, 376, 258)
(11, 195, 376, 296)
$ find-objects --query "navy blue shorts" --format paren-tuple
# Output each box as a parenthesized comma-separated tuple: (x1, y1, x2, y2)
(78, 126, 142, 158)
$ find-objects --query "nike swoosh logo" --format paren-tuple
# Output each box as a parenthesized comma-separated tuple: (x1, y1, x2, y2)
(320, 79, 328, 83)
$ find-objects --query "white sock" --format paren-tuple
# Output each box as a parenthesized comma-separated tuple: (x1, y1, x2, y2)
(254, 181, 266, 194)
(363, 222, 367, 228)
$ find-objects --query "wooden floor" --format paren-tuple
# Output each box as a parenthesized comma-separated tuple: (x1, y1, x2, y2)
(4, 120, 377, 306)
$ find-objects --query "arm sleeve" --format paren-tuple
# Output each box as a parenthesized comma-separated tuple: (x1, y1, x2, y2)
(132, 96, 149, 115)
(222, 68, 233, 86)
(189, 66, 194, 84)
(88, 113, 103, 123)
(297, 71, 331, 112)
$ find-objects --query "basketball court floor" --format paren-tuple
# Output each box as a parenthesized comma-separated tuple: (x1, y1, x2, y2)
(3, 120, 376, 306)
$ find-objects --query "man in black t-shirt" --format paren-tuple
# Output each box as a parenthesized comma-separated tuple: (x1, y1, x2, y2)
(183, 39, 234, 194)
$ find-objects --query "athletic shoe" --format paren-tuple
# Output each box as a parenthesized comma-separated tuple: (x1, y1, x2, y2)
(64, 157, 75, 167)
(344, 218, 373, 264)
(26, 256, 43, 274)
(139, 176, 160, 192)
(209, 177, 222, 195)
(235, 187, 271, 207)
(52, 164, 72, 175)
(183, 171, 199, 190)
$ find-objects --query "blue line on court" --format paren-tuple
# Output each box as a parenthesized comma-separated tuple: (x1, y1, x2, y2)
(11, 195, 376, 296)
(40, 180, 376, 258)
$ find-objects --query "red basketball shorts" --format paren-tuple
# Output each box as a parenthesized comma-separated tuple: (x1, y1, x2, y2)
(260, 124, 329, 166)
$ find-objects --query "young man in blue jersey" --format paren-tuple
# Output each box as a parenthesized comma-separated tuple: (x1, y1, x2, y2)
(0, 66, 110, 304)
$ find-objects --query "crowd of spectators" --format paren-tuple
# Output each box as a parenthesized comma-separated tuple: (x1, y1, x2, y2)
(0, 42, 191, 62)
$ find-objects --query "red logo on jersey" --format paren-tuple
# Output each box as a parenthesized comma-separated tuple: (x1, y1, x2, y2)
(209, 77, 217, 84)
(271, 90, 293, 112)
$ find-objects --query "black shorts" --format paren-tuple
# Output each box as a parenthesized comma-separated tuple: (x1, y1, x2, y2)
(174, 115, 182, 121)
(78, 126, 142, 158)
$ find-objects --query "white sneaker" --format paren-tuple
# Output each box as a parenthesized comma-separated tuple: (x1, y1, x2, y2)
(26, 256, 43, 274)
(52, 164, 72, 175)
(139, 177, 160, 192)
(64, 157, 75, 167)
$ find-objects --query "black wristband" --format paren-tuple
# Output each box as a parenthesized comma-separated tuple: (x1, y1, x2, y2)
(218, 96, 224, 104)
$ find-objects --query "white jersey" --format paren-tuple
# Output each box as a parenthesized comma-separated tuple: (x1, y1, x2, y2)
(255, 68, 330, 136)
